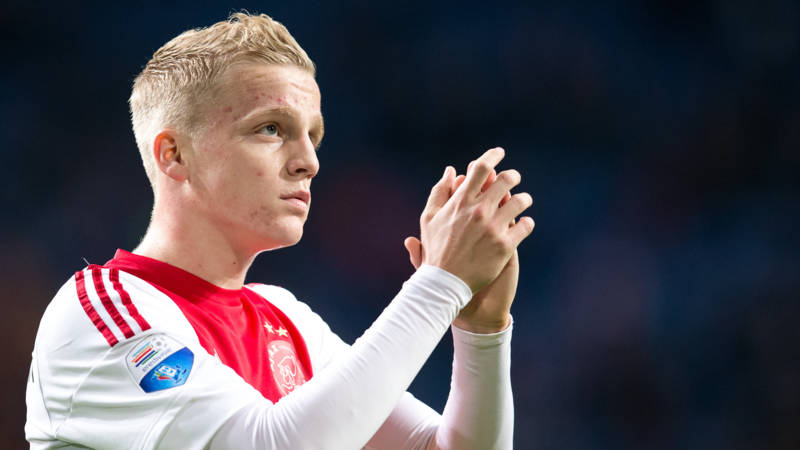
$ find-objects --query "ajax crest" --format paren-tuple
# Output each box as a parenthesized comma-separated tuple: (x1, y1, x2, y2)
(268, 340, 306, 396)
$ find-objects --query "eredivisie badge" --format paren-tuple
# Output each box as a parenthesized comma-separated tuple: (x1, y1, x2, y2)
(126, 333, 194, 393)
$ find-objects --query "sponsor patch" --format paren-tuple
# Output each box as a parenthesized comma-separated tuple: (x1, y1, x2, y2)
(126, 334, 194, 393)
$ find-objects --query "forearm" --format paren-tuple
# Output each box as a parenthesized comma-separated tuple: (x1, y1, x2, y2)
(209, 265, 472, 450)
(434, 321, 514, 450)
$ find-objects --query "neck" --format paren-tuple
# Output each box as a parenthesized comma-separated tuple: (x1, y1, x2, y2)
(133, 201, 255, 290)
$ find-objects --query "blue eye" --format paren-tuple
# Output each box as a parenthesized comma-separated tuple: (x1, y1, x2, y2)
(260, 124, 279, 136)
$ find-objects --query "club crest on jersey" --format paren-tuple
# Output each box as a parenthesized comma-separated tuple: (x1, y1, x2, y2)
(268, 340, 306, 396)
(126, 334, 194, 393)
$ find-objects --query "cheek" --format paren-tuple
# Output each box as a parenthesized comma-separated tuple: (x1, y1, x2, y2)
(248, 204, 278, 222)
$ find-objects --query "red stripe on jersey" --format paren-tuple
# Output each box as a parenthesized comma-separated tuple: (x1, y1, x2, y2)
(91, 266, 135, 339)
(109, 268, 151, 332)
(75, 270, 118, 347)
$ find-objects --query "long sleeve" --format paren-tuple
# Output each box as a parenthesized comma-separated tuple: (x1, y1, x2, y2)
(207, 265, 473, 450)
(363, 322, 514, 450)
(435, 322, 514, 449)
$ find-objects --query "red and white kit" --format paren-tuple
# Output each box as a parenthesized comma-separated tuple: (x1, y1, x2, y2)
(26, 250, 513, 449)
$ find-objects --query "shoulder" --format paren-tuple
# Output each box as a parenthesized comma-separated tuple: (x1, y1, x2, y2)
(29, 267, 262, 448)
(37, 265, 196, 356)
(246, 283, 316, 324)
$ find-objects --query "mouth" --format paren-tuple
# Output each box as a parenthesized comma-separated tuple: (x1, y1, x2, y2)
(280, 190, 311, 208)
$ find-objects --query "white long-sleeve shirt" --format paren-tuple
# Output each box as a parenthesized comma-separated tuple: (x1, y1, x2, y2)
(26, 249, 513, 449)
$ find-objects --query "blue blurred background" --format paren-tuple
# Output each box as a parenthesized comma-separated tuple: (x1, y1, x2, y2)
(2, 0, 799, 448)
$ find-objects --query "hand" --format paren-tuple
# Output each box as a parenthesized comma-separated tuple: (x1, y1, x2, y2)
(404, 150, 534, 331)
(413, 148, 533, 292)
(405, 241, 521, 334)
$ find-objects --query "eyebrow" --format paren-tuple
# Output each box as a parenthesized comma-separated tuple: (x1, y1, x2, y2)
(241, 106, 325, 147)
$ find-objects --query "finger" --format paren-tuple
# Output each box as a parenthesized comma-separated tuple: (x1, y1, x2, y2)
(456, 147, 505, 198)
(508, 216, 535, 247)
(482, 169, 522, 209)
(496, 191, 533, 223)
(466, 162, 494, 192)
(453, 174, 466, 193)
(403, 236, 423, 269)
(481, 169, 496, 193)
(499, 190, 511, 208)
(422, 166, 455, 219)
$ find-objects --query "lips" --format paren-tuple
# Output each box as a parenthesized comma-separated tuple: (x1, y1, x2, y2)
(281, 190, 310, 205)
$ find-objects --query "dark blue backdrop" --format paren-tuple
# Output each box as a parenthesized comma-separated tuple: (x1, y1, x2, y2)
(2, 1, 798, 448)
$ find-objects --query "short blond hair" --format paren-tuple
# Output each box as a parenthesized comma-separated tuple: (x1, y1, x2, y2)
(129, 12, 315, 185)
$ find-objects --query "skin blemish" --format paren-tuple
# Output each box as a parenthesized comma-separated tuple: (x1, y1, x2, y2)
(223, 106, 232, 113)
(256, 170, 264, 177)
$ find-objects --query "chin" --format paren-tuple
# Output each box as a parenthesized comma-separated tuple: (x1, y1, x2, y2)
(254, 226, 304, 253)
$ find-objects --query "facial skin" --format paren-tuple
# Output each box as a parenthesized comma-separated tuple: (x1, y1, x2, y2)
(186, 64, 324, 255)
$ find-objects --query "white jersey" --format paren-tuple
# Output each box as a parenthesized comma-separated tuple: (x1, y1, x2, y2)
(26, 250, 514, 449)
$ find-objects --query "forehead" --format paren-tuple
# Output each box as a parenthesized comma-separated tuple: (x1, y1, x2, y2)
(215, 63, 321, 117)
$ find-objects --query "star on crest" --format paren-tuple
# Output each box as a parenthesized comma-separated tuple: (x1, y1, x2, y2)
(276, 327, 289, 337)
(264, 321, 274, 333)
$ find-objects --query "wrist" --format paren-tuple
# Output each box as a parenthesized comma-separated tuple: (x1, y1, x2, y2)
(452, 314, 511, 334)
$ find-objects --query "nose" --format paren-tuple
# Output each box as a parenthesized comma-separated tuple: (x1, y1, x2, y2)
(286, 134, 319, 179)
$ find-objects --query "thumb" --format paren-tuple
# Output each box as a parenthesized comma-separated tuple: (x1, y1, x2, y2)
(403, 236, 423, 269)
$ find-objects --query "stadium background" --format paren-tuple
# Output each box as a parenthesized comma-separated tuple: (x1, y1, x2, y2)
(2, 0, 798, 448)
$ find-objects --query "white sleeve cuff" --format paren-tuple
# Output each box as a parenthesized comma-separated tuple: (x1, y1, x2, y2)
(412, 264, 473, 310)
(451, 316, 514, 345)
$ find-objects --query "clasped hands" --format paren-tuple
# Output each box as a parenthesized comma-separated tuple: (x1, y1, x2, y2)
(403, 148, 535, 334)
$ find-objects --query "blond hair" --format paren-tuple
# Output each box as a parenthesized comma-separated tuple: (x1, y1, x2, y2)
(129, 12, 315, 185)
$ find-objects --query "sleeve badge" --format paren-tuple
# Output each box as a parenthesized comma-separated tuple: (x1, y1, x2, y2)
(126, 333, 194, 393)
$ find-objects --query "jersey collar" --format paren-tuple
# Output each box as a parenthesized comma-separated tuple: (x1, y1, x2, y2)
(106, 249, 245, 305)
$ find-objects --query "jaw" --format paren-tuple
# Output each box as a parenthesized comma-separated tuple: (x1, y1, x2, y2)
(241, 214, 307, 254)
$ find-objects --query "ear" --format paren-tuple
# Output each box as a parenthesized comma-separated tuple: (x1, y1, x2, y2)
(152, 130, 189, 182)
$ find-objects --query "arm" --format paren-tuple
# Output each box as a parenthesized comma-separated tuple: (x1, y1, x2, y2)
(206, 265, 470, 449)
(392, 160, 531, 449)
(364, 323, 514, 450)
(435, 323, 514, 449)
(211, 149, 533, 449)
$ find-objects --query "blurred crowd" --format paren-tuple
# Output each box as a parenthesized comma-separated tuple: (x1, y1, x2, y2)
(1, 0, 798, 448)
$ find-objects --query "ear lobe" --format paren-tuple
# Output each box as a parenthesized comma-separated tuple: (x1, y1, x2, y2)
(152, 130, 189, 182)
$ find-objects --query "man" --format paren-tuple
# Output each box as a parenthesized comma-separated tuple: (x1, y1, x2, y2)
(25, 12, 534, 449)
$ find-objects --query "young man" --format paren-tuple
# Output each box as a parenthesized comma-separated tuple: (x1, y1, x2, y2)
(25, 13, 534, 449)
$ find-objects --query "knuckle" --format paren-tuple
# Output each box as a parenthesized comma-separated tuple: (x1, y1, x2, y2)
(471, 205, 487, 221)
(475, 161, 491, 173)
(518, 218, 535, 236)
(499, 169, 520, 185)
(513, 193, 532, 208)
(497, 171, 513, 184)
(491, 232, 512, 251)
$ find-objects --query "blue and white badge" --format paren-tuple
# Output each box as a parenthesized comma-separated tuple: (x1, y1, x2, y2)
(126, 334, 194, 393)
